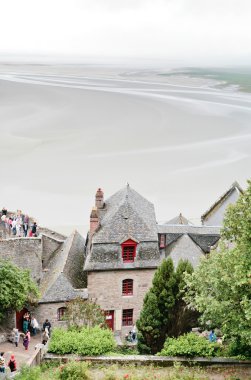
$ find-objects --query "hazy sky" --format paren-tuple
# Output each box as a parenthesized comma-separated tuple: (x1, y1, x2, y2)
(1, 0, 251, 64)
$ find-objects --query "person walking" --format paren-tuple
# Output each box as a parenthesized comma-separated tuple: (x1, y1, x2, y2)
(8, 354, 17, 373)
(43, 319, 51, 336)
(23, 215, 29, 237)
(31, 222, 37, 237)
(23, 315, 29, 333)
(0, 352, 5, 374)
(13, 328, 20, 347)
(30, 317, 39, 336)
(23, 332, 29, 351)
(42, 327, 49, 345)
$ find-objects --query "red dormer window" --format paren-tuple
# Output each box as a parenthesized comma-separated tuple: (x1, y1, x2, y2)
(121, 239, 137, 263)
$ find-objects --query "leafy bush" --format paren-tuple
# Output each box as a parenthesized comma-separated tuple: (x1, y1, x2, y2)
(59, 361, 90, 380)
(15, 366, 42, 380)
(48, 326, 116, 355)
(158, 333, 218, 357)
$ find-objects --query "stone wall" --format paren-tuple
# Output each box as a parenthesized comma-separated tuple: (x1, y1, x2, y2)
(0, 238, 42, 283)
(87, 269, 155, 335)
(165, 234, 205, 268)
(35, 302, 67, 329)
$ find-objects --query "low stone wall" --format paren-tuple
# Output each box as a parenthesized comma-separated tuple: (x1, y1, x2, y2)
(44, 353, 251, 367)
(0, 333, 7, 344)
(27, 344, 47, 367)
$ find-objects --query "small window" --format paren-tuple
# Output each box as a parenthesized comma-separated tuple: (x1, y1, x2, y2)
(122, 279, 133, 296)
(57, 307, 66, 321)
(159, 234, 166, 248)
(122, 309, 133, 326)
(121, 239, 137, 263)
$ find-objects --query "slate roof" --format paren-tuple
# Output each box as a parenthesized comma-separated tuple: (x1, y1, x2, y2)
(85, 185, 160, 271)
(157, 224, 220, 254)
(165, 214, 192, 225)
(201, 181, 243, 223)
(93, 185, 158, 243)
(39, 227, 67, 241)
(39, 230, 87, 303)
(157, 224, 220, 235)
(39, 273, 87, 303)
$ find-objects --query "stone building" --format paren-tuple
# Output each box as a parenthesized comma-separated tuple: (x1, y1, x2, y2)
(84, 182, 242, 335)
(0, 181, 242, 338)
(158, 215, 220, 268)
(0, 224, 87, 331)
(84, 185, 160, 335)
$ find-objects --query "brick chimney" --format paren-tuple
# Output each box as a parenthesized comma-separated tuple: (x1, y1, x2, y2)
(90, 207, 99, 236)
(95, 188, 104, 209)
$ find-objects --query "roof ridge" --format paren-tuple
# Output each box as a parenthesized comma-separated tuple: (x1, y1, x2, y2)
(201, 181, 243, 221)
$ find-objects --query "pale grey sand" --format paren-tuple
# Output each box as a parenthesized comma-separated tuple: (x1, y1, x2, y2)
(0, 64, 250, 235)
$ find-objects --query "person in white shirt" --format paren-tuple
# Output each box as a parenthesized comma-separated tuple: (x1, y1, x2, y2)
(31, 316, 39, 336)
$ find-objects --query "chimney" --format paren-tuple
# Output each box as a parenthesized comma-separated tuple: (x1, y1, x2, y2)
(90, 207, 99, 236)
(95, 188, 104, 209)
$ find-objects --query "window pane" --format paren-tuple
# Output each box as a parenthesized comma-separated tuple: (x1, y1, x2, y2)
(122, 279, 133, 295)
(122, 246, 135, 262)
(122, 309, 133, 326)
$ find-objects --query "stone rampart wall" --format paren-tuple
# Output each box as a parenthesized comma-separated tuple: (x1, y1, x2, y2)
(0, 238, 42, 282)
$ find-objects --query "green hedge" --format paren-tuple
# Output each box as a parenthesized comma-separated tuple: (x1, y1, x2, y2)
(48, 326, 116, 356)
(158, 333, 218, 357)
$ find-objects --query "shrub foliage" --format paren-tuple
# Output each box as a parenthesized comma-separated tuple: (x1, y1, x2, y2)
(159, 333, 218, 357)
(0, 260, 39, 319)
(48, 326, 116, 355)
(64, 298, 106, 329)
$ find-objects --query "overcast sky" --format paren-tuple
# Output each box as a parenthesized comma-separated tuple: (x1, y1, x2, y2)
(0, 0, 251, 65)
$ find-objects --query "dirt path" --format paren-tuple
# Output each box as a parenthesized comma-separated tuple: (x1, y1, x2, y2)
(0, 334, 42, 371)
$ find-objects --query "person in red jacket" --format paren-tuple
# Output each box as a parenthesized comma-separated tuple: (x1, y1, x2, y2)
(8, 354, 17, 372)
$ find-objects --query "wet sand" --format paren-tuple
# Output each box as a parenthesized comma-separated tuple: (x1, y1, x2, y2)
(0, 64, 250, 235)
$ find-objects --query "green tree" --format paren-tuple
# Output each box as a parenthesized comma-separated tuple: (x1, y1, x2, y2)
(136, 291, 162, 354)
(0, 260, 39, 320)
(169, 260, 199, 337)
(64, 298, 106, 330)
(184, 180, 251, 356)
(137, 258, 195, 354)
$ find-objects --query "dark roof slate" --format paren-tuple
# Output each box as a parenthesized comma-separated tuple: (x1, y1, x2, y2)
(188, 234, 220, 253)
(39, 273, 87, 303)
(165, 214, 192, 225)
(157, 224, 220, 235)
(93, 185, 158, 243)
(85, 186, 160, 271)
(39, 230, 87, 303)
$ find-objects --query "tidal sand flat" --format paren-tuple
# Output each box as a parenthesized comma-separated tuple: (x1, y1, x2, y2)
(0, 64, 250, 235)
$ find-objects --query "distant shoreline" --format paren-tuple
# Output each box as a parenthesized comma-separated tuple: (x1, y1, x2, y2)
(159, 67, 251, 93)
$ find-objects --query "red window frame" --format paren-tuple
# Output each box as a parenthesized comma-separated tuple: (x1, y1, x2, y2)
(122, 309, 133, 326)
(121, 239, 137, 263)
(57, 307, 66, 321)
(159, 234, 166, 248)
(122, 279, 133, 296)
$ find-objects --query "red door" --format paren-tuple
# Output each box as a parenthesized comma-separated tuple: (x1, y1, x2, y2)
(16, 308, 28, 331)
(105, 310, 114, 331)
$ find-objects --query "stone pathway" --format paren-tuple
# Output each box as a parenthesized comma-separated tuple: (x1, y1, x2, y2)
(0, 334, 42, 372)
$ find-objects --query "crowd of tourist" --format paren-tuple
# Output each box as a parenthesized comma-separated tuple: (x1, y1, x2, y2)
(0, 207, 38, 238)
(0, 313, 52, 375)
